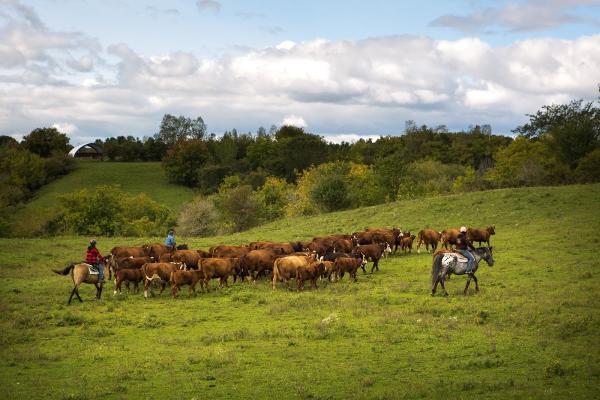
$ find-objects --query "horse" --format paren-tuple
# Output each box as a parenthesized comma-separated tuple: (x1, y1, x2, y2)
(52, 262, 109, 304)
(430, 247, 494, 296)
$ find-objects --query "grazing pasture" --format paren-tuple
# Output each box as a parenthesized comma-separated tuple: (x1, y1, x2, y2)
(0, 184, 599, 399)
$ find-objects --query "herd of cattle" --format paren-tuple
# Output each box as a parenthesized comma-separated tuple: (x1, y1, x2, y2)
(105, 226, 496, 297)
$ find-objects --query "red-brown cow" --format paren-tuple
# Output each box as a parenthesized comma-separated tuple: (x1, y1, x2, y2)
(199, 258, 240, 290)
(441, 228, 460, 249)
(141, 262, 184, 298)
(468, 226, 496, 246)
(400, 234, 416, 253)
(296, 261, 325, 291)
(416, 229, 441, 254)
(210, 245, 250, 258)
(272, 255, 313, 290)
(171, 250, 202, 269)
(335, 256, 367, 282)
(169, 269, 204, 297)
(113, 268, 144, 295)
(239, 249, 280, 281)
(353, 243, 391, 272)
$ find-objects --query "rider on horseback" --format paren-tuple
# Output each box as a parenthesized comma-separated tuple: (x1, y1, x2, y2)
(165, 229, 176, 252)
(456, 227, 476, 274)
(86, 239, 104, 283)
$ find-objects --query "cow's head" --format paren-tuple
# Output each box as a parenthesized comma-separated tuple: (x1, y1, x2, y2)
(488, 225, 496, 234)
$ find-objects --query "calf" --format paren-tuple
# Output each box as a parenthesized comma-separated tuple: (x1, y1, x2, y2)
(169, 269, 204, 297)
(353, 243, 391, 272)
(296, 262, 325, 291)
(113, 268, 143, 295)
(199, 258, 240, 291)
(334, 256, 367, 282)
(400, 235, 416, 253)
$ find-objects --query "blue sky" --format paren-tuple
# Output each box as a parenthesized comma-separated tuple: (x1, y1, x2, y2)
(1, 0, 600, 143)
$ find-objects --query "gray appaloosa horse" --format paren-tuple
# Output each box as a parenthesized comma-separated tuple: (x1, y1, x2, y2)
(431, 247, 494, 296)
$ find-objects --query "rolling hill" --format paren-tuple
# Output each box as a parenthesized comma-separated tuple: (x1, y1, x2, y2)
(0, 183, 598, 398)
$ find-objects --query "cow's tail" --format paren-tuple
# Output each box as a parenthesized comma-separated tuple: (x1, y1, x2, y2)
(272, 260, 280, 289)
(169, 270, 175, 284)
(53, 263, 75, 276)
(431, 254, 443, 289)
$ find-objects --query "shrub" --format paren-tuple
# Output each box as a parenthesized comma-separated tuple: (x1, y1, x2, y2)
(162, 139, 210, 187)
(486, 137, 571, 187)
(177, 196, 221, 237)
(253, 176, 292, 221)
(214, 178, 263, 232)
(575, 148, 600, 183)
(49, 185, 173, 236)
(397, 159, 464, 199)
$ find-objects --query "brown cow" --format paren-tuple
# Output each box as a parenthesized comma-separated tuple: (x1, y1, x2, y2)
(441, 228, 460, 249)
(335, 256, 367, 282)
(113, 268, 144, 295)
(333, 239, 354, 253)
(117, 256, 154, 270)
(143, 243, 172, 260)
(417, 229, 441, 254)
(141, 262, 184, 298)
(321, 261, 336, 281)
(199, 258, 240, 290)
(196, 249, 211, 258)
(296, 261, 325, 291)
(272, 255, 313, 290)
(169, 269, 204, 297)
(400, 234, 416, 253)
(353, 243, 391, 272)
(468, 226, 496, 246)
(239, 249, 280, 281)
(306, 240, 332, 256)
(159, 253, 173, 262)
(365, 227, 402, 251)
(171, 250, 202, 269)
(111, 246, 148, 259)
(210, 245, 250, 258)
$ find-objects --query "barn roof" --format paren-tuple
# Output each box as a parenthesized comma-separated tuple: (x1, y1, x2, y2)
(68, 143, 103, 157)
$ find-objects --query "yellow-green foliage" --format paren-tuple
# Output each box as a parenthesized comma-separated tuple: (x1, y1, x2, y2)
(253, 176, 293, 220)
(287, 161, 384, 216)
(486, 136, 571, 187)
(50, 185, 173, 236)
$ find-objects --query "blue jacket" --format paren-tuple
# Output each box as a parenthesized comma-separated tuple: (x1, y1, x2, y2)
(165, 234, 175, 247)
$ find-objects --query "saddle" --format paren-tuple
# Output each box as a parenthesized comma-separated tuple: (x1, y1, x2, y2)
(82, 263, 99, 275)
(441, 252, 468, 263)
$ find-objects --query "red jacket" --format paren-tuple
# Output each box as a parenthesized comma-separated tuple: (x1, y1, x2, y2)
(86, 247, 102, 265)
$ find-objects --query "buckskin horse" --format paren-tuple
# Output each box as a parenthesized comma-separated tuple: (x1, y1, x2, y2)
(430, 247, 494, 296)
(52, 262, 109, 304)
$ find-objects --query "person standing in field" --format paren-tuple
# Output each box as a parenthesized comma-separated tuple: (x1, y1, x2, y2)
(85, 239, 104, 283)
(165, 229, 176, 252)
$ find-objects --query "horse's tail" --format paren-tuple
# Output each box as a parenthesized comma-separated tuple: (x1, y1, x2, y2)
(431, 254, 443, 288)
(53, 263, 75, 276)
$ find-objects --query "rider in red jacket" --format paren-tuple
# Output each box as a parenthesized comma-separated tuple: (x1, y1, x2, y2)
(86, 239, 104, 283)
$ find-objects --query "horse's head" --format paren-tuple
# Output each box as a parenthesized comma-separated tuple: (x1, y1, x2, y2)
(482, 246, 494, 266)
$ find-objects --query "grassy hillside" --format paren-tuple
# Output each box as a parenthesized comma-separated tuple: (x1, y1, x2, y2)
(0, 184, 599, 399)
(10, 160, 195, 236)
(25, 160, 196, 209)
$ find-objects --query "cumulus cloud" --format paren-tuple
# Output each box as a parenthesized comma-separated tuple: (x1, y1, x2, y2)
(145, 6, 179, 17)
(196, 0, 221, 15)
(323, 134, 382, 144)
(52, 122, 78, 134)
(281, 115, 307, 128)
(1, 2, 599, 142)
(430, 0, 600, 32)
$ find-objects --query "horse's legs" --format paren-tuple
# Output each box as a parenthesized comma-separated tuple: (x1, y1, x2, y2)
(431, 276, 439, 295)
(74, 287, 83, 302)
(464, 275, 472, 295)
(68, 287, 77, 305)
(98, 284, 103, 299)
(439, 275, 448, 296)
(472, 274, 479, 292)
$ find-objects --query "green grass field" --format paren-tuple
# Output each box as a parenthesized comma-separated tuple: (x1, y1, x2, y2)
(1, 184, 599, 399)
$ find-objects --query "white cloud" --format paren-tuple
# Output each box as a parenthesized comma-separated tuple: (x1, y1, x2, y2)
(1, 1, 599, 142)
(52, 122, 78, 134)
(281, 115, 307, 128)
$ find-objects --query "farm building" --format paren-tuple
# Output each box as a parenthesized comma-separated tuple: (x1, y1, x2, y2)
(68, 143, 103, 159)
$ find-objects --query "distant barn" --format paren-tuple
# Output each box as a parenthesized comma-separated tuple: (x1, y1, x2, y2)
(68, 143, 103, 159)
